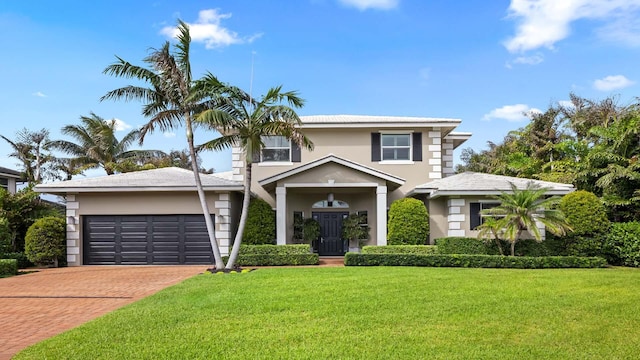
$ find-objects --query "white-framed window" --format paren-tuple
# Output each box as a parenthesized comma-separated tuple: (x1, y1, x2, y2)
(470, 201, 501, 230)
(0, 178, 8, 191)
(381, 134, 411, 161)
(261, 136, 291, 162)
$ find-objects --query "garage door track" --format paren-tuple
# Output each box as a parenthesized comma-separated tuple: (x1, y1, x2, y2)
(0, 265, 203, 360)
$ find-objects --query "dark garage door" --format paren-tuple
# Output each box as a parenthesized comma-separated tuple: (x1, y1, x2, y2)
(83, 215, 215, 265)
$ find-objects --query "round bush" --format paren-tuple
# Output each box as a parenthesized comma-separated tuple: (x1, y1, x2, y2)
(242, 198, 276, 245)
(559, 190, 610, 256)
(603, 222, 640, 266)
(24, 216, 66, 266)
(387, 198, 429, 245)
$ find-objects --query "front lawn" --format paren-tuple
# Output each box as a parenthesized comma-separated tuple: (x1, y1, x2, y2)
(16, 267, 640, 359)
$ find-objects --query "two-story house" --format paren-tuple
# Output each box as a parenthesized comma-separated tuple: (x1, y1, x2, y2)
(0, 166, 22, 194)
(35, 115, 573, 266)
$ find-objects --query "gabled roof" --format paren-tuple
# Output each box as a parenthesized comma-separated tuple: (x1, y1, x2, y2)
(0, 166, 22, 179)
(444, 132, 472, 149)
(411, 172, 574, 199)
(34, 167, 243, 194)
(258, 154, 405, 188)
(299, 115, 462, 129)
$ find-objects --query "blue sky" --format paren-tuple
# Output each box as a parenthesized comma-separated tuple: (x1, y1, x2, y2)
(2, 0, 640, 176)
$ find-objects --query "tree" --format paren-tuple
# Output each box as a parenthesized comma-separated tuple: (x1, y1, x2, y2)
(195, 76, 313, 269)
(49, 112, 165, 175)
(476, 216, 505, 255)
(101, 20, 226, 269)
(483, 182, 572, 256)
(1, 128, 55, 184)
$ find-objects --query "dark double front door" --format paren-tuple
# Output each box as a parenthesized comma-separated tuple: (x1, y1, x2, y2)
(313, 212, 348, 256)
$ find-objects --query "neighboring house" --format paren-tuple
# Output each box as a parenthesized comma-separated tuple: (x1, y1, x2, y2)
(35, 115, 574, 266)
(0, 166, 22, 194)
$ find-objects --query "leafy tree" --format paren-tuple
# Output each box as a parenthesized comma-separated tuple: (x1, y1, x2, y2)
(1, 128, 55, 184)
(101, 20, 226, 268)
(242, 198, 276, 245)
(387, 198, 429, 245)
(559, 190, 610, 256)
(483, 182, 572, 256)
(195, 76, 313, 269)
(342, 213, 370, 249)
(476, 216, 505, 255)
(24, 216, 66, 267)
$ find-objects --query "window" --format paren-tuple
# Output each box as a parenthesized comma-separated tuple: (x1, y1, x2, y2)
(381, 134, 411, 161)
(312, 200, 349, 208)
(261, 136, 291, 162)
(357, 210, 368, 227)
(0, 178, 7, 191)
(470, 202, 500, 230)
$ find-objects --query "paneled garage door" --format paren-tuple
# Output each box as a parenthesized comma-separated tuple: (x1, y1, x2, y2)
(83, 215, 215, 265)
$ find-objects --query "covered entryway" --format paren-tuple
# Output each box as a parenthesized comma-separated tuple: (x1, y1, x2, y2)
(83, 215, 215, 265)
(313, 211, 349, 255)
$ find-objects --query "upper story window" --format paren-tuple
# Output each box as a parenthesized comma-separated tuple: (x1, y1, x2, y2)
(381, 134, 411, 161)
(0, 178, 7, 191)
(261, 136, 291, 162)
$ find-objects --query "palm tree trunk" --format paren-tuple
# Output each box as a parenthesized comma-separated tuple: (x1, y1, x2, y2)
(225, 160, 251, 269)
(185, 118, 224, 270)
(510, 240, 516, 256)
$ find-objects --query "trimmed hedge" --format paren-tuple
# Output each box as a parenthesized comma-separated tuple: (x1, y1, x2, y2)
(387, 198, 429, 245)
(436, 237, 488, 255)
(24, 216, 66, 266)
(242, 198, 276, 245)
(0, 259, 18, 276)
(239, 244, 310, 255)
(344, 253, 607, 268)
(0, 252, 33, 269)
(222, 254, 319, 266)
(362, 245, 438, 255)
(604, 222, 640, 267)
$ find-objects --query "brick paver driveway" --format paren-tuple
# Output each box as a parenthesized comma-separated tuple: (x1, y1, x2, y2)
(0, 265, 204, 359)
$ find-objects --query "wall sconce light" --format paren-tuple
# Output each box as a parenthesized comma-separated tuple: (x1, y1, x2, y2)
(67, 216, 76, 225)
(327, 192, 334, 207)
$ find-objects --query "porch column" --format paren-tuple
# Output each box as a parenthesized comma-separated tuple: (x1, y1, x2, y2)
(376, 186, 387, 246)
(276, 186, 287, 245)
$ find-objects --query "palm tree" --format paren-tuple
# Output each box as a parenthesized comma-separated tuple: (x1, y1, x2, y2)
(100, 20, 227, 269)
(49, 113, 165, 175)
(483, 182, 571, 256)
(476, 216, 505, 255)
(196, 75, 313, 269)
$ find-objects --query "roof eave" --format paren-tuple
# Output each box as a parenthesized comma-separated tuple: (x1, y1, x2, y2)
(34, 185, 245, 195)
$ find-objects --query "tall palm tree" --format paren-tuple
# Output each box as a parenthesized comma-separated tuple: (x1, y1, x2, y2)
(196, 74, 313, 269)
(100, 20, 227, 269)
(49, 113, 165, 175)
(483, 182, 571, 256)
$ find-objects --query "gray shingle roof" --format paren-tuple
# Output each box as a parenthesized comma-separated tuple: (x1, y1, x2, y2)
(412, 172, 574, 198)
(34, 167, 243, 194)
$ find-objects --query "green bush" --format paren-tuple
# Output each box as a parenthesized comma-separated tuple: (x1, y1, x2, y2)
(0, 252, 33, 269)
(387, 198, 429, 245)
(242, 198, 276, 245)
(24, 216, 66, 266)
(603, 222, 640, 267)
(0, 259, 18, 276)
(239, 244, 311, 255)
(436, 237, 487, 254)
(344, 253, 607, 268)
(0, 217, 11, 254)
(559, 191, 610, 256)
(361, 245, 438, 255)
(222, 254, 319, 266)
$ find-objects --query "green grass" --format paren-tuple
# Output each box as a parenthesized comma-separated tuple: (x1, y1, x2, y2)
(15, 267, 640, 359)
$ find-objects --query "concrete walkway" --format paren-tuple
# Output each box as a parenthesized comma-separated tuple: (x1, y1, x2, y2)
(0, 266, 203, 360)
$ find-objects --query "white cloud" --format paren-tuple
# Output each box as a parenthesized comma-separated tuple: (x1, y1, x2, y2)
(504, 0, 640, 53)
(161, 9, 262, 49)
(112, 118, 132, 131)
(32, 91, 47, 97)
(338, 0, 399, 11)
(163, 132, 176, 138)
(593, 75, 635, 91)
(558, 100, 575, 108)
(483, 104, 541, 122)
(505, 53, 544, 68)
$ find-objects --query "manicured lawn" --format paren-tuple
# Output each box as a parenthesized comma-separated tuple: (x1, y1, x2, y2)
(15, 267, 640, 359)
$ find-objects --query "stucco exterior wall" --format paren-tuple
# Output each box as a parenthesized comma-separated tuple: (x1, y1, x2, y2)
(427, 197, 448, 243)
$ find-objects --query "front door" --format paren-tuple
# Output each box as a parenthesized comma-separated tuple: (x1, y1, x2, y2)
(313, 212, 348, 256)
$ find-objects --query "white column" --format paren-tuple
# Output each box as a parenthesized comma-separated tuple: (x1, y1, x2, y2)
(276, 187, 287, 245)
(376, 186, 387, 246)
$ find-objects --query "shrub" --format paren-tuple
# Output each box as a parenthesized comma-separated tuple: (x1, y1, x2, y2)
(603, 222, 640, 267)
(303, 218, 321, 244)
(0, 259, 18, 276)
(242, 198, 276, 245)
(24, 216, 66, 267)
(387, 198, 429, 245)
(342, 213, 370, 248)
(1, 252, 33, 269)
(222, 254, 319, 266)
(361, 245, 438, 255)
(344, 253, 607, 268)
(0, 217, 11, 254)
(239, 244, 310, 255)
(436, 237, 487, 254)
(560, 190, 610, 256)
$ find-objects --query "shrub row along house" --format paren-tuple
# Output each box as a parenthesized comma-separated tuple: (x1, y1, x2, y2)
(35, 115, 574, 266)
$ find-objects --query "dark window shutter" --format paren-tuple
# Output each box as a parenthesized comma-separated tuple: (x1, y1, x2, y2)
(291, 142, 301, 162)
(412, 132, 422, 161)
(371, 133, 381, 161)
(470, 203, 481, 230)
(252, 149, 261, 163)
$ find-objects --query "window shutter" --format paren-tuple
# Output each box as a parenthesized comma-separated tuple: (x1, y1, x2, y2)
(470, 203, 481, 230)
(412, 132, 422, 161)
(291, 142, 301, 162)
(371, 133, 381, 161)
(252, 149, 261, 163)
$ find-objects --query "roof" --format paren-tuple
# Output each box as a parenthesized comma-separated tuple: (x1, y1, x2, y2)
(299, 115, 462, 128)
(444, 131, 472, 149)
(411, 172, 574, 199)
(34, 167, 243, 194)
(0, 166, 22, 179)
(258, 154, 405, 189)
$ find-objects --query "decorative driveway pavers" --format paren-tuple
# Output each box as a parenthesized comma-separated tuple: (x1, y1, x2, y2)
(0, 265, 204, 360)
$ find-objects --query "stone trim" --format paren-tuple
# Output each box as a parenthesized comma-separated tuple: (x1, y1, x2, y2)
(447, 198, 466, 237)
(428, 130, 442, 179)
